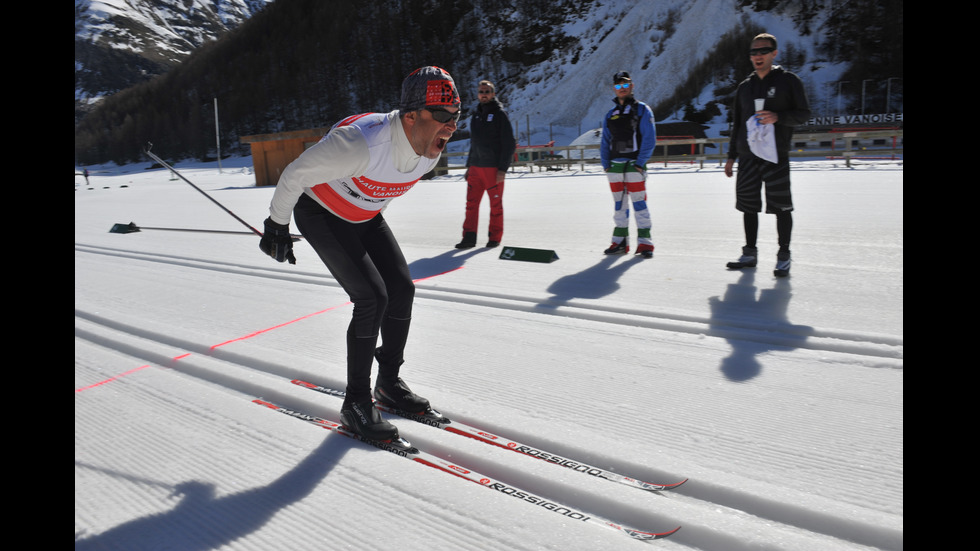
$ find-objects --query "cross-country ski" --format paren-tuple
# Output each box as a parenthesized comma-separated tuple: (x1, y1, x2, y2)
(292, 378, 688, 492)
(253, 398, 682, 541)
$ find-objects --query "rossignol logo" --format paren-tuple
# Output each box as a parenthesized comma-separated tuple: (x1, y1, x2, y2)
(487, 482, 590, 521)
(515, 446, 604, 476)
(404, 412, 445, 427)
(369, 440, 412, 457)
(348, 434, 413, 457)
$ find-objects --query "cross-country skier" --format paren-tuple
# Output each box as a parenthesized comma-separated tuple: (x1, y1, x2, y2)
(259, 66, 461, 441)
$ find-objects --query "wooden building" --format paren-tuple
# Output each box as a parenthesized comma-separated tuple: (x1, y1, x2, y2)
(240, 128, 330, 187)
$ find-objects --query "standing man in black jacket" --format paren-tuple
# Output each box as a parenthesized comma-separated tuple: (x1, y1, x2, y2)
(724, 33, 811, 277)
(456, 80, 517, 249)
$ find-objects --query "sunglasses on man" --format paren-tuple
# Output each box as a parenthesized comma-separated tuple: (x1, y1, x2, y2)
(614, 82, 631, 90)
(749, 47, 775, 56)
(425, 107, 461, 123)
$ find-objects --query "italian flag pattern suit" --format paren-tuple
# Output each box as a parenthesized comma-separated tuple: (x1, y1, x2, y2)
(600, 97, 657, 251)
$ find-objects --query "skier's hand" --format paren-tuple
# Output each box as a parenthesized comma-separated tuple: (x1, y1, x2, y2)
(724, 159, 735, 178)
(259, 218, 296, 264)
(755, 110, 778, 125)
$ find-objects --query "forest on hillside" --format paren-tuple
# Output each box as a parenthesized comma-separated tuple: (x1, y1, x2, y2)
(74, 0, 902, 165)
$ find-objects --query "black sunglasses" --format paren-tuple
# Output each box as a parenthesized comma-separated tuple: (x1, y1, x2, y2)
(749, 47, 775, 56)
(425, 107, 461, 123)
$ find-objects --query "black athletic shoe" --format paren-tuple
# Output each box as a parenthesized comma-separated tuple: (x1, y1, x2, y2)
(486, 240, 500, 248)
(774, 250, 791, 277)
(603, 241, 629, 255)
(374, 377, 430, 413)
(726, 246, 758, 269)
(455, 232, 477, 249)
(340, 399, 399, 441)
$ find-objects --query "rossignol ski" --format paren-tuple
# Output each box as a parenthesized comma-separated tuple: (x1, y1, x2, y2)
(253, 398, 680, 541)
(290, 379, 687, 492)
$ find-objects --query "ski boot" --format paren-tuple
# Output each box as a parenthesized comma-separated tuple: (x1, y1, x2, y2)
(374, 375, 450, 425)
(635, 243, 654, 258)
(774, 250, 791, 277)
(374, 377, 430, 413)
(726, 246, 758, 269)
(603, 241, 629, 255)
(340, 398, 399, 442)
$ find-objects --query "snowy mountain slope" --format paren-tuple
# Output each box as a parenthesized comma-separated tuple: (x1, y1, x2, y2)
(75, 157, 902, 550)
(76, 0, 271, 58)
(499, 0, 841, 142)
(75, 0, 271, 103)
(78, 0, 864, 162)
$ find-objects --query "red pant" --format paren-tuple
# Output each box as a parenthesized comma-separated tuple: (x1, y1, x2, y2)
(463, 166, 505, 241)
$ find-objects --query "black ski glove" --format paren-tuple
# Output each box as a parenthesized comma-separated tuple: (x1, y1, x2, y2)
(259, 217, 296, 264)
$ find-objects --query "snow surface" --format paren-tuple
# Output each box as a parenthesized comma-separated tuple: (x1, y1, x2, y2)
(75, 156, 902, 551)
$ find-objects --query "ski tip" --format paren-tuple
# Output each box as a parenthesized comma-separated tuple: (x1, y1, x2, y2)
(633, 476, 689, 492)
(654, 526, 682, 539)
(663, 478, 689, 490)
(622, 525, 681, 540)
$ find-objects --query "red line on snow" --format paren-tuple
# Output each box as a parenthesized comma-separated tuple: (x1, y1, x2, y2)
(74, 365, 152, 393)
(74, 267, 464, 392)
(209, 302, 352, 350)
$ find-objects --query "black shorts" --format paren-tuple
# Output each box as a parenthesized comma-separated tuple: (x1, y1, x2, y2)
(734, 155, 794, 214)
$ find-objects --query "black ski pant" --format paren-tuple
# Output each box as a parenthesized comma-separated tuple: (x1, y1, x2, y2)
(293, 194, 414, 403)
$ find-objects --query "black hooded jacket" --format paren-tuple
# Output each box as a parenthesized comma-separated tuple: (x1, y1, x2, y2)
(728, 66, 811, 160)
(466, 98, 517, 172)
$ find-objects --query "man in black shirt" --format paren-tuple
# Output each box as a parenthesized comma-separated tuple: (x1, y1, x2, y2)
(724, 33, 811, 277)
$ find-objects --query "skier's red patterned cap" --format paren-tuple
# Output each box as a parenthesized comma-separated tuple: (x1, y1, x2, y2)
(399, 66, 460, 111)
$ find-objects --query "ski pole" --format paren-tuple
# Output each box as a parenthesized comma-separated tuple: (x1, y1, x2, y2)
(143, 143, 263, 237)
(109, 222, 301, 239)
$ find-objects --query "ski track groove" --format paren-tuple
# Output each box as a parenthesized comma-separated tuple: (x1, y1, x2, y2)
(76, 347, 520, 550)
(457, 368, 902, 519)
(75, 243, 903, 363)
(330, 466, 533, 551)
(76, 306, 901, 550)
